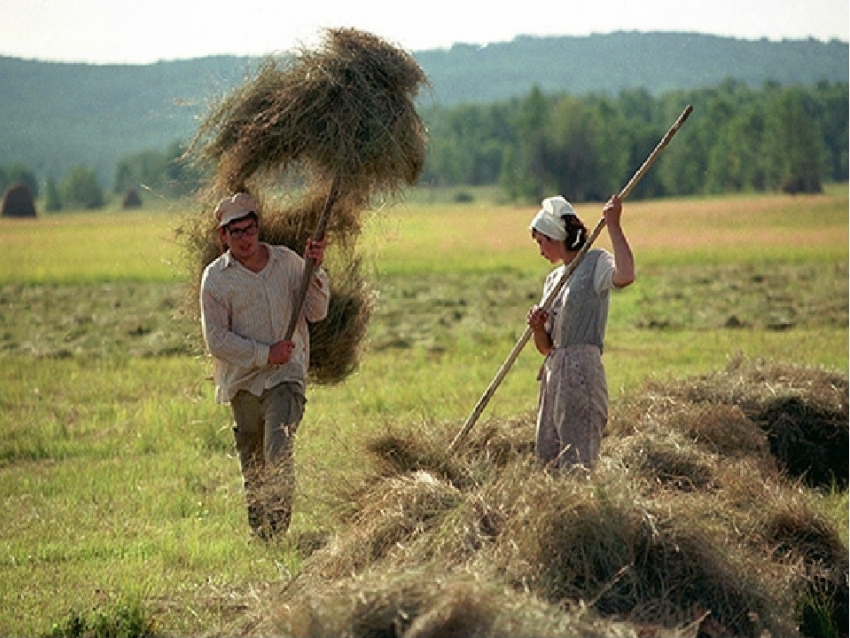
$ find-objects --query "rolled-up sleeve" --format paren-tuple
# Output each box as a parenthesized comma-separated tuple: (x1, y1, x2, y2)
(304, 267, 330, 323)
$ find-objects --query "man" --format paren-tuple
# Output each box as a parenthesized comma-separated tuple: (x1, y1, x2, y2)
(200, 192, 329, 538)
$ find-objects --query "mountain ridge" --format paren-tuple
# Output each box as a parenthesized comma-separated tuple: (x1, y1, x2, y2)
(1, 31, 846, 187)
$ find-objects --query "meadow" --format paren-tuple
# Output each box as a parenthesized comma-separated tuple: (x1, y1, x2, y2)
(0, 186, 847, 637)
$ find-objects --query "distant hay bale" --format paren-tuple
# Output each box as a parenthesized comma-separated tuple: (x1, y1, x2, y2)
(122, 188, 142, 209)
(1, 182, 36, 218)
(191, 27, 429, 198)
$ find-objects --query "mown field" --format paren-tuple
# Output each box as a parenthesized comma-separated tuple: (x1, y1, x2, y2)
(0, 186, 847, 637)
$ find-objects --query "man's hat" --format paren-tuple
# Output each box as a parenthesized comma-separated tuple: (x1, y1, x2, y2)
(214, 193, 257, 228)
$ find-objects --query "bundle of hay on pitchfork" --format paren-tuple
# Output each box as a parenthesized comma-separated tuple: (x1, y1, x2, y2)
(182, 27, 429, 384)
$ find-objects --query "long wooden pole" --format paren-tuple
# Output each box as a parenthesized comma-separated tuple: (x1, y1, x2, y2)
(284, 174, 340, 340)
(448, 105, 693, 452)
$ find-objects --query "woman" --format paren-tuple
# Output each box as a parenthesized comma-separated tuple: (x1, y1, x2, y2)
(526, 194, 634, 470)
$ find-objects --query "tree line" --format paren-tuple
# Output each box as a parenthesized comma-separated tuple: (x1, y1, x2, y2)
(2, 79, 846, 213)
(420, 79, 848, 201)
(0, 141, 201, 213)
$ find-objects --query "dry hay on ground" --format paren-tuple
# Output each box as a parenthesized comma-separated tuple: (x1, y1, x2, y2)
(274, 569, 640, 638)
(227, 358, 848, 638)
(610, 355, 849, 489)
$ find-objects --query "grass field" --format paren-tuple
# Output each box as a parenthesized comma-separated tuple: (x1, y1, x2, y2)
(0, 186, 847, 636)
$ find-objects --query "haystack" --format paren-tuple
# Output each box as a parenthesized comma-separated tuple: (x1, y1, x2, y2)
(1, 182, 36, 218)
(122, 188, 142, 209)
(178, 188, 374, 385)
(182, 28, 429, 384)
(232, 359, 847, 638)
(191, 27, 428, 198)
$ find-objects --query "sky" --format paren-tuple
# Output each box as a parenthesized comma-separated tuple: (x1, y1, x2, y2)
(0, 0, 847, 64)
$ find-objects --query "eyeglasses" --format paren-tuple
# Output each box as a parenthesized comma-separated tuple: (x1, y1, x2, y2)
(227, 221, 258, 240)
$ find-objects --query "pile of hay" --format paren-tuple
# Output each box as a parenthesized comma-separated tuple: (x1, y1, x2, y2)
(178, 188, 374, 385)
(610, 355, 849, 489)
(122, 188, 142, 209)
(226, 358, 848, 637)
(181, 28, 428, 384)
(192, 27, 428, 198)
(1, 182, 36, 218)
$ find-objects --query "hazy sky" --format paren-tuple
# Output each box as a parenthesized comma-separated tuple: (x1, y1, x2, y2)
(0, 0, 847, 64)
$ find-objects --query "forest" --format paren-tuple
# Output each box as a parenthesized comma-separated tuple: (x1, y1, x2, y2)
(1, 79, 847, 210)
(420, 80, 849, 201)
(1, 33, 847, 206)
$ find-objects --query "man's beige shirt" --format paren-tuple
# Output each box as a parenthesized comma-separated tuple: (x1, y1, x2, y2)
(200, 243, 330, 403)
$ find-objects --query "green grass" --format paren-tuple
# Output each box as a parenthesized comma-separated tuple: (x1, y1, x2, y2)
(0, 357, 285, 636)
(0, 188, 847, 636)
(0, 205, 189, 284)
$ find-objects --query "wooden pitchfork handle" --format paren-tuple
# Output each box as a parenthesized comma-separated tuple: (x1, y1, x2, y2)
(284, 174, 340, 340)
(448, 104, 693, 452)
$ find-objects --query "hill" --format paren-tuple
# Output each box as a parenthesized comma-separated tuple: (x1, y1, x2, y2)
(418, 31, 849, 104)
(0, 31, 847, 188)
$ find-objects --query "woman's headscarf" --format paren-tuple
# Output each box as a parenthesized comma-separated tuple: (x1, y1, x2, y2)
(529, 195, 577, 241)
